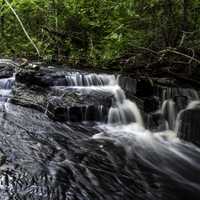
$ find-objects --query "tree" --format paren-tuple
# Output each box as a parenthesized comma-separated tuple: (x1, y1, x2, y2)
(0, 0, 200, 68)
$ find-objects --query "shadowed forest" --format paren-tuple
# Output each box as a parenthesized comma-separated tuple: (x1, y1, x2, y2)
(1, 0, 200, 73)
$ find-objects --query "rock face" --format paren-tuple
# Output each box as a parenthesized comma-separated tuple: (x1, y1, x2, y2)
(47, 87, 112, 122)
(0, 149, 6, 166)
(143, 97, 159, 113)
(146, 112, 167, 132)
(10, 83, 49, 112)
(0, 59, 16, 78)
(14, 64, 200, 128)
(177, 108, 200, 146)
(11, 85, 112, 122)
(136, 79, 154, 97)
(16, 65, 67, 87)
(13, 66, 113, 122)
(118, 76, 137, 96)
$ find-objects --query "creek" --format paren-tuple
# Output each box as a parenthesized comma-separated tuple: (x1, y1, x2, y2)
(0, 59, 199, 200)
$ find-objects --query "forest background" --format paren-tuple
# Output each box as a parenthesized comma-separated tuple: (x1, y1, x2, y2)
(0, 0, 199, 73)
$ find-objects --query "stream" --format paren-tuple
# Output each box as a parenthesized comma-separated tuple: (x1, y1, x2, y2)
(0, 59, 199, 200)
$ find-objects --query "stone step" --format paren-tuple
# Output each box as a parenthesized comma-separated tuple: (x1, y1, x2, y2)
(47, 87, 113, 122)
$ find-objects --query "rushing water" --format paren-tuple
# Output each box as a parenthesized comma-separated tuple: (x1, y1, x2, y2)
(0, 62, 200, 199)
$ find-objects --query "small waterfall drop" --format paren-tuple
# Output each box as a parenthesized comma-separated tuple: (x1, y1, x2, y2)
(0, 65, 200, 200)
(161, 99, 176, 130)
(159, 87, 200, 131)
(0, 76, 15, 104)
(65, 72, 115, 86)
(64, 72, 143, 125)
(108, 86, 143, 126)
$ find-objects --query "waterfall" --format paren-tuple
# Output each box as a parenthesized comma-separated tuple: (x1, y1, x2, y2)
(64, 72, 143, 125)
(0, 66, 200, 199)
(65, 72, 115, 86)
(161, 99, 176, 130)
(107, 86, 143, 126)
(0, 60, 16, 104)
(159, 87, 200, 131)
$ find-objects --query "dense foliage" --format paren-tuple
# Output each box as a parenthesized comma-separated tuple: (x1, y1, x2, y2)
(0, 0, 200, 67)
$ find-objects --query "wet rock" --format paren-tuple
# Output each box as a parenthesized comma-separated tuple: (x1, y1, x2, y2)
(136, 80, 154, 97)
(143, 97, 159, 113)
(118, 76, 137, 95)
(10, 81, 112, 122)
(77, 139, 130, 200)
(10, 83, 49, 112)
(173, 95, 188, 112)
(16, 65, 67, 87)
(146, 112, 167, 132)
(47, 96, 74, 121)
(0, 149, 6, 166)
(0, 59, 16, 78)
(177, 108, 200, 146)
(160, 86, 199, 102)
(47, 88, 111, 122)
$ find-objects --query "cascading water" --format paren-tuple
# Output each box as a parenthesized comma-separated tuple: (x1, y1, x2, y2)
(0, 60, 15, 104)
(0, 77, 15, 99)
(89, 77, 200, 200)
(64, 72, 199, 132)
(161, 99, 176, 130)
(65, 72, 116, 86)
(107, 86, 143, 126)
(160, 87, 199, 131)
(0, 66, 200, 200)
(64, 72, 143, 125)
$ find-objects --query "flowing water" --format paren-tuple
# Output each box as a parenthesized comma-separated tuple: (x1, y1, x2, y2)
(0, 62, 199, 199)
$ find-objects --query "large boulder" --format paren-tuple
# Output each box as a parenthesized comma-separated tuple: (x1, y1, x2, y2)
(177, 108, 200, 146)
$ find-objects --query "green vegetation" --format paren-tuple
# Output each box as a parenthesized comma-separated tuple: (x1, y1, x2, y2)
(0, 0, 200, 68)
